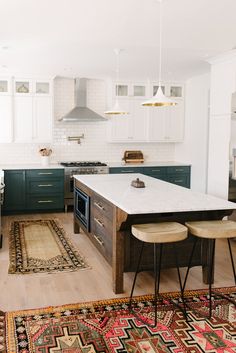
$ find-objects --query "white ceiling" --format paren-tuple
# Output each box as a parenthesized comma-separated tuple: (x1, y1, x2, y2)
(1, 0, 236, 81)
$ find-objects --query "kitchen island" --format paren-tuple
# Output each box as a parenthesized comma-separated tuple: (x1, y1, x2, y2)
(74, 173, 236, 294)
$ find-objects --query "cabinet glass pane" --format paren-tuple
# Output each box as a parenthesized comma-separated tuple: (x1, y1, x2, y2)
(133, 85, 146, 96)
(116, 85, 128, 96)
(0, 81, 8, 92)
(170, 86, 182, 97)
(153, 85, 165, 95)
(15, 81, 29, 93)
(36, 82, 50, 94)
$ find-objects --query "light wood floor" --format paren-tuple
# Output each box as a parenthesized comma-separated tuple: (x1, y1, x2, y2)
(1, 211, 236, 312)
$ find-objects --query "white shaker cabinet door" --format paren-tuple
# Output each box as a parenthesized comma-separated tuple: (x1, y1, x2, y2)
(108, 99, 133, 141)
(0, 96, 12, 142)
(132, 99, 148, 141)
(33, 96, 53, 142)
(167, 101, 185, 142)
(14, 96, 33, 142)
(148, 107, 167, 142)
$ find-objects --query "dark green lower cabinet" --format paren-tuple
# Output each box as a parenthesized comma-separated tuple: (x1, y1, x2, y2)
(3, 170, 26, 212)
(3, 169, 64, 214)
(109, 165, 191, 189)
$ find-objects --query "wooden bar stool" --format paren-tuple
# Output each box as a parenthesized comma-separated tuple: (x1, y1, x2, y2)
(129, 222, 188, 327)
(184, 220, 236, 318)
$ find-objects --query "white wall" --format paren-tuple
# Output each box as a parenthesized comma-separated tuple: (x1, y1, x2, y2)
(175, 73, 210, 192)
(0, 77, 175, 164)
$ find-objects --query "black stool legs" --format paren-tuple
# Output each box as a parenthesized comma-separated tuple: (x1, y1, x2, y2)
(129, 241, 187, 327)
(184, 237, 236, 318)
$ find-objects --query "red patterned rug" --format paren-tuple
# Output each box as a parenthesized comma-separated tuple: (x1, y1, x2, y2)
(4, 287, 236, 352)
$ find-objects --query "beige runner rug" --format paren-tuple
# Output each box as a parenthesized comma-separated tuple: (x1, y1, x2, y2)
(9, 219, 89, 274)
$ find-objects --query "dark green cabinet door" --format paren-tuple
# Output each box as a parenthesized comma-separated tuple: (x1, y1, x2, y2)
(3, 170, 26, 211)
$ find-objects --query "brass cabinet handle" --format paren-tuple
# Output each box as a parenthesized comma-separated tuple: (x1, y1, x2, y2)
(121, 170, 134, 173)
(175, 168, 184, 172)
(38, 172, 53, 175)
(93, 234, 104, 247)
(38, 184, 53, 187)
(94, 217, 104, 227)
(151, 169, 161, 172)
(174, 179, 183, 183)
(37, 200, 54, 203)
(94, 201, 105, 211)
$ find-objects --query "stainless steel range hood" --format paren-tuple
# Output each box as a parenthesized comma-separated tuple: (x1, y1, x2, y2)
(59, 78, 107, 122)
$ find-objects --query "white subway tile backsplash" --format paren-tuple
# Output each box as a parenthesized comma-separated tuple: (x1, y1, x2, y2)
(0, 77, 175, 164)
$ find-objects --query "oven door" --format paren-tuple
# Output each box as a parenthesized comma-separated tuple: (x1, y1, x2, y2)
(74, 187, 90, 230)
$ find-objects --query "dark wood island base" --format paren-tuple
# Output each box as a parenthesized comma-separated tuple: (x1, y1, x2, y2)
(74, 179, 233, 294)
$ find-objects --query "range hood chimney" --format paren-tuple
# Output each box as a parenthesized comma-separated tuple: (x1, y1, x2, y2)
(59, 78, 107, 122)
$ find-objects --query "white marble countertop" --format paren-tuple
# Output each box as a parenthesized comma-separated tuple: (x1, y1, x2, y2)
(0, 164, 64, 170)
(74, 173, 236, 214)
(108, 161, 191, 168)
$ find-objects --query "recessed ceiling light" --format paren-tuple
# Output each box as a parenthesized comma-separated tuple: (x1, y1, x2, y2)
(1, 46, 9, 50)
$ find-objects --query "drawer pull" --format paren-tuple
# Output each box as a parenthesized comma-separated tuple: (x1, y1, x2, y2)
(174, 179, 183, 183)
(93, 234, 104, 247)
(37, 200, 54, 203)
(38, 184, 53, 187)
(175, 169, 184, 172)
(94, 217, 104, 227)
(94, 201, 105, 211)
(151, 169, 161, 172)
(121, 170, 134, 173)
(38, 172, 53, 175)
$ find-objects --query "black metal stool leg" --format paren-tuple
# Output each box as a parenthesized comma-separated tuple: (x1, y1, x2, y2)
(129, 242, 144, 309)
(173, 244, 188, 320)
(153, 243, 162, 326)
(183, 236, 198, 291)
(228, 239, 236, 284)
(208, 239, 216, 318)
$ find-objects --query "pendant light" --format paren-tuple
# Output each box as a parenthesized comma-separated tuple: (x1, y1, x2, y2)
(105, 48, 129, 115)
(142, 0, 177, 107)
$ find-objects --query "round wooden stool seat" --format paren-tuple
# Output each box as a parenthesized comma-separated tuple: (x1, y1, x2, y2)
(185, 220, 236, 239)
(132, 222, 188, 244)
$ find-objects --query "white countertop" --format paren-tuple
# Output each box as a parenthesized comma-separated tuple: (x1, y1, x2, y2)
(74, 173, 236, 214)
(0, 164, 64, 170)
(108, 161, 191, 168)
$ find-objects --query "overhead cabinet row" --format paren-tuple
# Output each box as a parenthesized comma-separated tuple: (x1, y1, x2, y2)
(107, 81, 185, 143)
(0, 77, 53, 143)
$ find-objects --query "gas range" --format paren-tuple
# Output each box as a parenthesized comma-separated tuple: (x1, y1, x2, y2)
(60, 161, 109, 175)
(61, 161, 109, 210)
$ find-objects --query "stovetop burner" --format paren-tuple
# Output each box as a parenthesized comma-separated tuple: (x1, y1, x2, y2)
(60, 161, 107, 167)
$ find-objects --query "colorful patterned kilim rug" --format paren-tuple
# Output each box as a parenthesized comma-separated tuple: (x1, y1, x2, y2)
(4, 287, 236, 352)
(8, 219, 89, 274)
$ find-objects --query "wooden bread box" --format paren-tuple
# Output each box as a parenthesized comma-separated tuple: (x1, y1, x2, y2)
(122, 150, 144, 163)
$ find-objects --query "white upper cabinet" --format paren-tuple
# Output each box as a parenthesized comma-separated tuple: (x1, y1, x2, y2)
(107, 97, 148, 142)
(33, 96, 53, 142)
(14, 96, 33, 142)
(0, 77, 53, 143)
(0, 78, 13, 142)
(148, 100, 185, 142)
(114, 82, 148, 98)
(0, 95, 13, 142)
(108, 81, 184, 143)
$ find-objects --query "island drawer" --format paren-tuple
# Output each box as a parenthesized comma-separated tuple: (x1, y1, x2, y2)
(91, 207, 113, 237)
(90, 217, 112, 263)
(92, 193, 114, 219)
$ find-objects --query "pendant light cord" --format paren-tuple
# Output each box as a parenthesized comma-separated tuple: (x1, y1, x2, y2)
(115, 49, 120, 98)
(158, 0, 162, 87)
